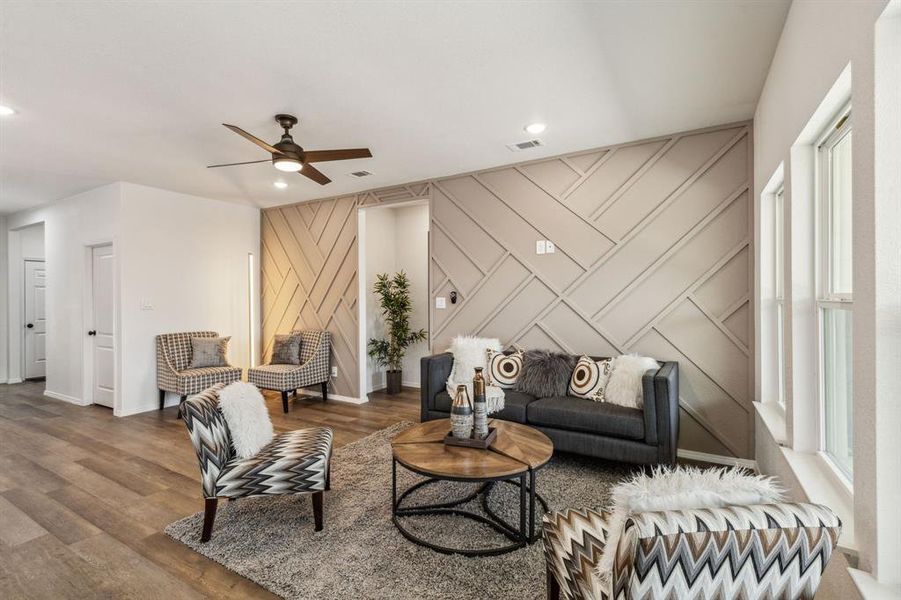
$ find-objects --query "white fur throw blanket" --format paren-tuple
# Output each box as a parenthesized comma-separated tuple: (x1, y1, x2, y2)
(218, 382, 274, 459)
(595, 466, 783, 591)
(446, 335, 505, 414)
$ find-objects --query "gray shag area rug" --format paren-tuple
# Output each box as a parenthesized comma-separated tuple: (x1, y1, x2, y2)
(166, 422, 638, 599)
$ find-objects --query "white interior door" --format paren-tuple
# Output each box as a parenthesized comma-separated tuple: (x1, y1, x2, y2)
(23, 260, 47, 379)
(90, 245, 115, 408)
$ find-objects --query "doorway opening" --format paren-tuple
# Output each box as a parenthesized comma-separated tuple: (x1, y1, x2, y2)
(8, 222, 46, 389)
(358, 199, 430, 400)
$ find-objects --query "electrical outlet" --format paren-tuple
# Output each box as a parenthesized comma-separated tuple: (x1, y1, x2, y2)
(536, 240, 546, 255)
(545, 240, 555, 254)
(436, 296, 447, 309)
(140, 298, 154, 310)
(331, 366, 338, 378)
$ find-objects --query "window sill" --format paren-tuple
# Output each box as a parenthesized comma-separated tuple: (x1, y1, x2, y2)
(753, 401, 787, 446)
(847, 568, 901, 600)
(780, 447, 857, 557)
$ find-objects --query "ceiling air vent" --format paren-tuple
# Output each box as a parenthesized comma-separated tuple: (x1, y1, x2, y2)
(506, 139, 545, 152)
(349, 170, 373, 178)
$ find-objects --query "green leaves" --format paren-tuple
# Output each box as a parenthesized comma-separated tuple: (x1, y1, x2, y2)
(367, 271, 428, 371)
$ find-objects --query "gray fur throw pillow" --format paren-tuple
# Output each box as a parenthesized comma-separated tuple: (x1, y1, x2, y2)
(515, 350, 577, 397)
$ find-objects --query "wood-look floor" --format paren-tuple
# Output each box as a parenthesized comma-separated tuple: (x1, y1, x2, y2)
(0, 380, 419, 599)
(0, 381, 857, 599)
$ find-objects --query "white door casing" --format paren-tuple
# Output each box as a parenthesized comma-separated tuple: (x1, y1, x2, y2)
(23, 260, 47, 379)
(91, 245, 115, 408)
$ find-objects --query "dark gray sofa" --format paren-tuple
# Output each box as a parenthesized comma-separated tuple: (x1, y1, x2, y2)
(420, 353, 679, 465)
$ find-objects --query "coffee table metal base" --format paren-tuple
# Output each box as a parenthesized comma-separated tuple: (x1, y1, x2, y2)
(391, 458, 548, 557)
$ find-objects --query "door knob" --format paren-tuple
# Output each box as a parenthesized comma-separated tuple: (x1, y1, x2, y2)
(26, 323, 34, 329)
(88, 330, 97, 336)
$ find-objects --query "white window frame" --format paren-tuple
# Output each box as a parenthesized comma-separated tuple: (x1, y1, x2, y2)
(774, 185, 786, 407)
(814, 103, 853, 486)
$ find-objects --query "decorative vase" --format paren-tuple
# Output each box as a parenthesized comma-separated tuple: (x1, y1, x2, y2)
(386, 370, 402, 395)
(450, 385, 473, 439)
(473, 367, 489, 440)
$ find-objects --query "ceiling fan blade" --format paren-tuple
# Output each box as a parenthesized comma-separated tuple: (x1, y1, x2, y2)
(303, 148, 372, 163)
(299, 163, 331, 185)
(222, 123, 282, 155)
(206, 159, 271, 169)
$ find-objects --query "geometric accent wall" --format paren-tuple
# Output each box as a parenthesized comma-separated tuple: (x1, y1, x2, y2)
(262, 121, 753, 458)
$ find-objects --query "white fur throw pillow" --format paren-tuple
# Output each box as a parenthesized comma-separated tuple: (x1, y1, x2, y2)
(218, 382, 274, 459)
(604, 354, 659, 409)
(594, 466, 783, 591)
(446, 335, 505, 413)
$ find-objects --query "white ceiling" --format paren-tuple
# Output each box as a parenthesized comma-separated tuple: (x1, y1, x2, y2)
(0, 0, 790, 214)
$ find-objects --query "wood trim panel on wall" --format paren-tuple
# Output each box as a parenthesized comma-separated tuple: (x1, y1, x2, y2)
(261, 121, 755, 458)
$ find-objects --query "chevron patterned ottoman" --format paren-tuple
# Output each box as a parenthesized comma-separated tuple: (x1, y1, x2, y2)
(180, 383, 333, 542)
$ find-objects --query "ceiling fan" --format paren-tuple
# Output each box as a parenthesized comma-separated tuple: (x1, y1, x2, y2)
(207, 114, 372, 185)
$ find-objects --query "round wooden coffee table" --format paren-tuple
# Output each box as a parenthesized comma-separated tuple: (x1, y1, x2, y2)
(390, 418, 553, 556)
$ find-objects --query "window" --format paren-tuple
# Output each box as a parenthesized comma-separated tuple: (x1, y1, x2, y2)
(816, 106, 853, 480)
(774, 186, 786, 406)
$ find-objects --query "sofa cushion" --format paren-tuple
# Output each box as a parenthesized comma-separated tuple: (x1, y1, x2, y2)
(527, 396, 645, 440)
(433, 390, 537, 424)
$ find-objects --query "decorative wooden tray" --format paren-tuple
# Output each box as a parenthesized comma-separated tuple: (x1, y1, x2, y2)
(443, 427, 498, 449)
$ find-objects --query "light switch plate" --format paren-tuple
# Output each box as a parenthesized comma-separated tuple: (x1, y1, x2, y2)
(536, 240, 546, 255)
(545, 240, 555, 254)
(436, 297, 447, 309)
(331, 366, 338, 378)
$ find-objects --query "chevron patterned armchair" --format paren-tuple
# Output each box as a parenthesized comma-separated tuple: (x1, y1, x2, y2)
(543, 502, 841, 600)
(180, 383, 333, 542)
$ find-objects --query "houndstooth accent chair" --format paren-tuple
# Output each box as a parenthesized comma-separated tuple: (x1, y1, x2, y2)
(157, 331, 242, 411)
(247, 330, 331, 413)
(180, 383, 333, 542)
(543, 502, 841, 600)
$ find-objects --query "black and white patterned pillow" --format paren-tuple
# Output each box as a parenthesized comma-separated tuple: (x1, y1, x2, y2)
(568, 355, 613, 402)
(271, 334, 302, 365)
(190, 337, 231, 368)
(486, 349, 524, 389)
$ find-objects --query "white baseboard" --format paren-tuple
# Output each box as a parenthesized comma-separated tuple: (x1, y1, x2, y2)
(6, 377, 23, 385)
(678, 449, 757, 470)
(402, 381, 421, 389)
(44, 389, 90, 406)
(305, 389, 368, 405)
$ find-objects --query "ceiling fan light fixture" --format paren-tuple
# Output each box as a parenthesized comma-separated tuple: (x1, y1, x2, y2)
(273, 157, 302, 172)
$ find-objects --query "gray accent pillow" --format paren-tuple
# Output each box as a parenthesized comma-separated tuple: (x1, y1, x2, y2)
(515, 349, 578, 398)
(190, 336, 230, 368)
(271, 334, 302, 365)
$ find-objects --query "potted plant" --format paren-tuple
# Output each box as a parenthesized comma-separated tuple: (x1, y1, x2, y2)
(368, 271, 427, 395)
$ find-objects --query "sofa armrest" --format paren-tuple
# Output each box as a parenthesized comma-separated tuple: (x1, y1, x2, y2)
(642, 361, 678, 464)
(420, 352, 453, 421)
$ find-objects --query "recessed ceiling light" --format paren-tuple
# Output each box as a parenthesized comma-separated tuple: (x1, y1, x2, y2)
(0, 105, 16, 116)
(273, 181, 288, 189)
(524, 122, 546, 135)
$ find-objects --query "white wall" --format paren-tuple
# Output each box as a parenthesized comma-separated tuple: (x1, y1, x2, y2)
(361, 201, 430, 392)
(119, 183, 260, 415)
(753, 0, 898, 586)
(3, 182, 260, 416)
(0, 215, 7, 383)
(394, 204, 430, 385)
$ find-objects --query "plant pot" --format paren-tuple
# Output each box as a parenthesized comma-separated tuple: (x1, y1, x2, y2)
(386, 370, 402, 395)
